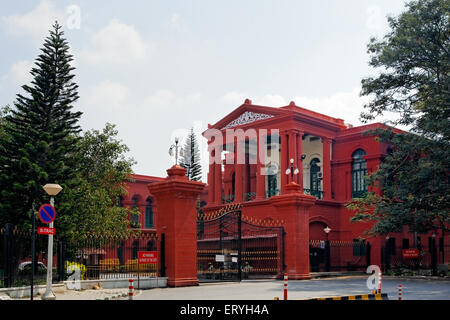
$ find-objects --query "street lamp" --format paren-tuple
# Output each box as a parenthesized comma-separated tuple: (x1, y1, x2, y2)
(324, 226, 331, 240)
(42, 183, 62, 300)
(431, 233, 437, 276)
(169, 137, 184, 166)
(323, 226, 331, 272)
(285, 158, 299, 183)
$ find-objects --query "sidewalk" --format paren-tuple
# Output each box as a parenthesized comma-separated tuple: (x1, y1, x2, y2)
(13, 288, 131, 300)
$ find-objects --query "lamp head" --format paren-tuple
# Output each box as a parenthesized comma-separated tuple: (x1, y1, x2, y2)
(43, 184, 63, 196)
(324, 226, 331, 234)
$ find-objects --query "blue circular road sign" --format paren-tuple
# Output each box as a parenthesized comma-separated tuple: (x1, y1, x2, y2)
(38, 204, 56, 224)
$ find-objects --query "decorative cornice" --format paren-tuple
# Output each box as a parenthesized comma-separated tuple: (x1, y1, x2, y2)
(221, 111, 275, 130)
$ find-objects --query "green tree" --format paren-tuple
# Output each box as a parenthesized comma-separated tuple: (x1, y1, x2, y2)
(59, 123, 138, 239)
(180, 127, 202, 181)
(348, 0, 450, 236)
(0, 22, 82, 229)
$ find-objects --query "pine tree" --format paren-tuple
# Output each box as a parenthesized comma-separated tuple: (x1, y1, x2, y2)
(0, 22, 82, 228)
(180, 128, 202, 181)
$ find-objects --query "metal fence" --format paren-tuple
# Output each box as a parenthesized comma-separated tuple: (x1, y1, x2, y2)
(1, 224, 158, 288)
(309, 240, 371, 272)
(382, 244, 450, 275)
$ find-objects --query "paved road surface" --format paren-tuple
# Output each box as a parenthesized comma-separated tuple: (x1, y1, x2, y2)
(131, 276, 450, 300)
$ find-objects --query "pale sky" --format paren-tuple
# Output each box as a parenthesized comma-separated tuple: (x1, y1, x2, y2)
(0, 0, 408, 181)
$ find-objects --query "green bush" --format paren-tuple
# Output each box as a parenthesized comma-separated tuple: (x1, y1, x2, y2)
(437, 264, 448, 277)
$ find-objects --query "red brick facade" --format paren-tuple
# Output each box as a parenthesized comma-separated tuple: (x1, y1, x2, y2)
(122, 100, 447, 279)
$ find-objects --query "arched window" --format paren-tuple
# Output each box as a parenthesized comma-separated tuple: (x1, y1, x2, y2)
(132, 240, 139, 260)
(117, 241, 124, 265)
(147, 240, 155, 251)
(130, 196, 140, 228)
(352, 149, 368, 198)
(310, 158, 322, 199)
(145, 197, 154, 229)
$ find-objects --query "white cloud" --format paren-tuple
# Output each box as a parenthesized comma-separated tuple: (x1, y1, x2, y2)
(78, 19, 152, 67)
(254, 94, 287, 107)
(222, 91, 249, 106)
(2, 0, 64, 41)
(1, 60, 34, 86)
(83, 80, 131, 112)
(144, 89, 176, 108)
(221, 88, 371, 126)
(169, 13, 188, 33)
(292, 87, 370, 126)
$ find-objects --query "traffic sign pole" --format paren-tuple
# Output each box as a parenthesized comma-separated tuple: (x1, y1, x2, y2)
(42, 197, 56, 300)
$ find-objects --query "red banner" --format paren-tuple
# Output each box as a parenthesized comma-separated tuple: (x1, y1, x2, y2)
(38, 227, 55, 235)
(402, 249, 419, 258)
(138, 251, 158, 264)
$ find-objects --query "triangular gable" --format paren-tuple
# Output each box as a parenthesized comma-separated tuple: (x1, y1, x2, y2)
(221, 110, 276, 129)
(212, 102, 287, 130)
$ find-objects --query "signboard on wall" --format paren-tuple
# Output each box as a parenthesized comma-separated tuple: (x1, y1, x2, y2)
(402, 249, 419, 259)
(138, 251, 158, 264)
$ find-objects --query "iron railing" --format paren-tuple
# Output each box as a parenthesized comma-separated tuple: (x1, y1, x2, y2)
(266, 189, 280, 198)
(244, 192, 257, 202)
(1, 225, 158, 288)
(222, 195, 235, 204)
(303, 188, 324, 200)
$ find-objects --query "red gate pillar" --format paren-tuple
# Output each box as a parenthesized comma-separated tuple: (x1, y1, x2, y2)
(147, 165, 205, 287)
(270, 182, 316, 279)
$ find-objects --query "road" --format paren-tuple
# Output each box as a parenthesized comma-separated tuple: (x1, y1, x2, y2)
(131, 276, 450, 300)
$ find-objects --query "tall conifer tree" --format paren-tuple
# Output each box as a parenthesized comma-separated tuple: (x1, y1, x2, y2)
(0, 22, 82, 228)
(180, 128, 202, 181)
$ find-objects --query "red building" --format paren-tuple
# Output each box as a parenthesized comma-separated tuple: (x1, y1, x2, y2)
(125, 99, 447, 277)
(198, 99, 447, 275)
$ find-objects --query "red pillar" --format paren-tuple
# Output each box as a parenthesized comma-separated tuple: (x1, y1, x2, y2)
(297, 131, 304, 189)
(256, 132, 266, 200)
(280, 132, 288, 194)
(215, 162, 222, 205)
(322, 137, 332, 200)
(208, 162, 215, 204)
(270, 182, 316, 279)
(288, 131, 297, 184)
(234, 137, 244, 203)
(235, 163, 244, 202)
(147, 165, 205, 287)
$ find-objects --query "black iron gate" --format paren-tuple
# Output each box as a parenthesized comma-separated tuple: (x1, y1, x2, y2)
(197, 206, 285, 282)
(309, 240, 371, 272)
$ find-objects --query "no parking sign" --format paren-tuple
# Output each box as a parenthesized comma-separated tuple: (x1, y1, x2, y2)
(38, 204, 56, 224)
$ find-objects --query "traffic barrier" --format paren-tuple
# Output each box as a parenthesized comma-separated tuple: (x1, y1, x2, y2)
(307, 293, 389, 301)
(283, 273, 288, 300)
(398, 284, 402, 300)
(378, 272, 382, 293)
(129, 278, 134, 300)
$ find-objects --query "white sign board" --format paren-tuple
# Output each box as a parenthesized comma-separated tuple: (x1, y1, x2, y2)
(215, 255, 225, 262)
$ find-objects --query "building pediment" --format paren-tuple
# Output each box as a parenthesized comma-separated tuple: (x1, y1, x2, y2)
(209, 101, 286, 131)
(221, 111, 276, 130)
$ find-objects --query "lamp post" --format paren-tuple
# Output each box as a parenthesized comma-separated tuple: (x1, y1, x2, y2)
(285, 158, 299, 184)
(169, 137, 184, 166)
(385, 235, 390, 274)
(42, 183, 62, 300)
(324, 226, 331, 272)
(431, 233, 437, 276)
